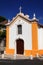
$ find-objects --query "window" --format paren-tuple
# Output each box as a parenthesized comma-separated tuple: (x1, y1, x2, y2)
(17, 25, 22, 34)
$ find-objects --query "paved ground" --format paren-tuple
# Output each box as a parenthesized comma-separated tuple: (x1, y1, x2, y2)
(0, 54, 43, 65)
(0, 59, 43, 65)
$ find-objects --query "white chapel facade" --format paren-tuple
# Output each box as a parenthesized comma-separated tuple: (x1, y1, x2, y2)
(5, 11, 43, 56)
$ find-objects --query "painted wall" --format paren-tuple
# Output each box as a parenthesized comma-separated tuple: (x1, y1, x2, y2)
(9, 17, 32, 54)
(38, 28, 43, 49)
(6, 16, 43, 56)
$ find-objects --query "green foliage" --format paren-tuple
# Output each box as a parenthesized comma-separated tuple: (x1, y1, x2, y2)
(0, 16, 7, 22)
(0, 25, 6, 28)
(0, 30, 6, 39)
(1, 30, 6, 38)
(0, 16, 7, 39)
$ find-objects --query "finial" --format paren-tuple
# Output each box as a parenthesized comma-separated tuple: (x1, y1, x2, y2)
(19, 6, 22, 13)
(33, 13, 36, 18)
(32, 13, 39, 21)
(33, 13, 36, 20)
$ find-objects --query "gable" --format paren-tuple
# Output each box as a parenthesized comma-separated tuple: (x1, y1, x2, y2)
(8, 14, 31, 27)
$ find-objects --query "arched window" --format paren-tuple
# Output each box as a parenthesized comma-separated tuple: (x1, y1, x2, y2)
(17, 25, 22, 34)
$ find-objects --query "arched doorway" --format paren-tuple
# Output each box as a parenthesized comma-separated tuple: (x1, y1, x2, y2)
(16, 38, 24, 54)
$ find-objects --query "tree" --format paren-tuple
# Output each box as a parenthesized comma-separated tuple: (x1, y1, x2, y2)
(0, 16, 7, 40)
(0, 16, 7, 22)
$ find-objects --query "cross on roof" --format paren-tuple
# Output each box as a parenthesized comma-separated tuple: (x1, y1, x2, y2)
(19, 6, 22, 13)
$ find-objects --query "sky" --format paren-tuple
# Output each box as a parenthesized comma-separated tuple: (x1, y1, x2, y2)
(0, 0, 43, 24)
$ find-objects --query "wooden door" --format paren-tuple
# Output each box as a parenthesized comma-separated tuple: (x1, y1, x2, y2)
(16, 39, 24, 54)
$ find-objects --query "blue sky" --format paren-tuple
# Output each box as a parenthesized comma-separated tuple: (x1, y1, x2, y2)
(0, 0, 43, 24)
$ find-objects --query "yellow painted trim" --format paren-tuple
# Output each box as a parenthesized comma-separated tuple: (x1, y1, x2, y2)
(32, 50, 38, 56)
(5, 26, 14, 55)
(6, 48, 15, 55)
(24, 50, 43, 56)
(24, 50, 38, 56)
(38, 50, 43, 55)
(32, 22, 38, 51)
(24, 50, 32, 56)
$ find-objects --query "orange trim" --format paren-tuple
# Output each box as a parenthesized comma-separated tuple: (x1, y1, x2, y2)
(5, 26, 14, 55)
(32, 22, 38, 52)
(24, 50, 32, 56)
(6, 26, 9, 48)
(38, 50, 43, 55)
(32, 50, 38, 56)
(24, 50, 43, 56)
(24, 50, 38, 56)
(6, 48, 15, 55)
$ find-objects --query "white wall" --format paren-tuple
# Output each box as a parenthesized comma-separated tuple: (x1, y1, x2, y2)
(38, 28, 43, 50)
(22, 22, 32, 50)
(9, 17, 32, 53)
